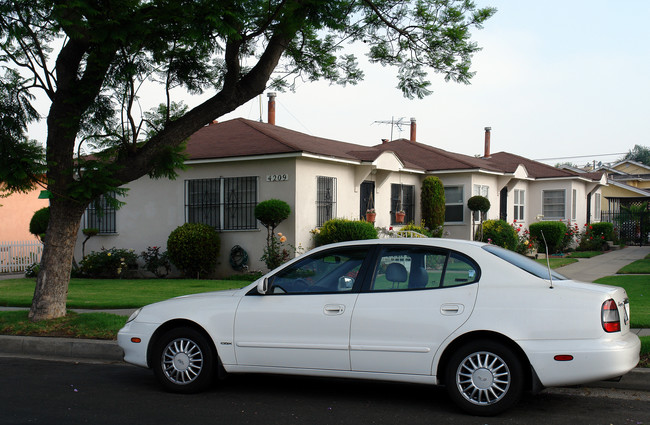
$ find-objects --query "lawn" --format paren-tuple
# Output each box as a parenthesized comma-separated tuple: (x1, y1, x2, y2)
(617, 254, 650, 274)
(0, 277, 251, 309)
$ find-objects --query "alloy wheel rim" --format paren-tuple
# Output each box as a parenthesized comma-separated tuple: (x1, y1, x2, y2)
(161, 337, 204, 385)
(455, 351, 511, 405)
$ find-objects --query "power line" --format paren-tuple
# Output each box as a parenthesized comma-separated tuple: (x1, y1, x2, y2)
(533, 152, 626, 162)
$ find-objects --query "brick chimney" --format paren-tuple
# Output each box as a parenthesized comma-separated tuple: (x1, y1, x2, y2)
(484, 126, 491, 158)
(267, 92, 276, 125)
(410, 117, 416, 142)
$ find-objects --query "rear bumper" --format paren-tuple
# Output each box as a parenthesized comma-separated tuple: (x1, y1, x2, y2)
(518, 332, 641, 387)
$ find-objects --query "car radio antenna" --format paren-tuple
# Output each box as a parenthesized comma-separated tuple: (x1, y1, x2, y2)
(540, 230, 554, 289)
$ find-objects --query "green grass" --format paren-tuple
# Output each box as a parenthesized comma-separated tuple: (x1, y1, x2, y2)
(595, 275, 650, 328)
(0, 278, 250, 309)
(535, 258, 578, 268)
(617, 257, 650, 274)
(0, 310, 124, 340)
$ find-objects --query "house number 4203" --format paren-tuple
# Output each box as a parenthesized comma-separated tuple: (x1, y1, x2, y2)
(267, 174, 289, 182)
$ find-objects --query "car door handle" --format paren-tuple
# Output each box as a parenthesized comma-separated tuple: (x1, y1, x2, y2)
(324, 304, 345, 315)
(441, 303, 464, 315)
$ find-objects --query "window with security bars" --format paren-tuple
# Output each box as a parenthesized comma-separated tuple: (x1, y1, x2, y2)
(84, 193, 117, 234)
(185, 177, 257, 230)
(391, 184, 415, 224)
(317, 176, 337, 226)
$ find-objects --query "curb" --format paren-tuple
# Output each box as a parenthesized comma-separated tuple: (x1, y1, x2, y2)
(1, 335, 648, 393)
(0, 335, 123, 362)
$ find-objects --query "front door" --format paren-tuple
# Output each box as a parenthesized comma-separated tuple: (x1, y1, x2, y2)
(499, 187, 508, 221)
(234, 247, 370, 370)
(360, 181, 375, 220)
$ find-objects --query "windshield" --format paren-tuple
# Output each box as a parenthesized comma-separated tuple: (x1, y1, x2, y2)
(482, 245, 567, 281)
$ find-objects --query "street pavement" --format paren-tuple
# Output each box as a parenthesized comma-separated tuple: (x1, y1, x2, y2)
(1, 246, 649, 392)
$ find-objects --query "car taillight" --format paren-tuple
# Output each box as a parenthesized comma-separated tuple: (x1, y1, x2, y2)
(601, 299, 621, 333)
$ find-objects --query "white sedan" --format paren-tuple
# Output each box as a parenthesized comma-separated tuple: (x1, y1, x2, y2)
(118, 238, 640, 416)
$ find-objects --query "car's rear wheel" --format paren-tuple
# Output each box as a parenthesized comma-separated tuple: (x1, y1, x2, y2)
(445, 340, 524, 416)
(153, 327, 215, 393)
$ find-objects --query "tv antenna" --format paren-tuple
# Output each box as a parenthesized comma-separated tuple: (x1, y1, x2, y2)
(372, 116, 412, 141)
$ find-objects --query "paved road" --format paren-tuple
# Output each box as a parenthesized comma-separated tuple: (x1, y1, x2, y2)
(1, 357, 649, 425)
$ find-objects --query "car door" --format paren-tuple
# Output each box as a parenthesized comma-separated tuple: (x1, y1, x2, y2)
(234, 247, 371, 370)
(349, 246, 479, 375)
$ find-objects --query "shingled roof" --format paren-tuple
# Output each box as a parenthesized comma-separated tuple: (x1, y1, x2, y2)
(185, 118, 380, 162)
(182, 118, 605, 182)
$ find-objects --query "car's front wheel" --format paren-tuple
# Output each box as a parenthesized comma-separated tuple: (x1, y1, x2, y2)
(152, 326, 215, 393)
(445, 340, 524, 416)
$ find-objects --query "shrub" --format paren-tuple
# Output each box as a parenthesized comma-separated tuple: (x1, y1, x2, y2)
(313, 219, 378, 247)
(529, 221, 567, 254)
(467, 195, 490, 213)
(167, 223, 220, 278)
(400, 222, 434, 237)
(481, 219, 518, 250)
(24, 262, 40, 278)
(79, 247, 139, 278)
(255, 199, 292, 269)
(29, 207, 49, 241)
(255, 199, 291, 232)
(511, 220, 534, 255)
(578, 222, 614, 251)
(420, 176, 445, 237)
(140, 246, 171, 278)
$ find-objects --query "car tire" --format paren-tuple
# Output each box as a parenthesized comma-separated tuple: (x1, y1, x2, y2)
(152, 326, 216, 393)
(445, 339, 524, 416)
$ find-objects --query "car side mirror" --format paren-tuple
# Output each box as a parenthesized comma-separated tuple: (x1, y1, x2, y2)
(257, 277, 270, 295)
(338, 276, 354, 291)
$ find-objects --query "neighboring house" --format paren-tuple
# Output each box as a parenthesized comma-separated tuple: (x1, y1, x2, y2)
(593, 160, 650, 243)
(75, 103, 606, 275)
(0, 187, 48, 242)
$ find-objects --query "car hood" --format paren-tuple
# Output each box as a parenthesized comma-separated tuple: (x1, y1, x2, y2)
(135, 288, 247, 324)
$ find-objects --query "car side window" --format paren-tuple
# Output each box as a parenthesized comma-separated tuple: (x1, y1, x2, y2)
(370, 247, 479, 291)
(267, 248, 369, 294)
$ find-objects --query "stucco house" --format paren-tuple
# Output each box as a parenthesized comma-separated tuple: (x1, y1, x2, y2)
(75, 103, 606, 275)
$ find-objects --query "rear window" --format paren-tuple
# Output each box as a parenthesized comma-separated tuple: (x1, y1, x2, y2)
(482, 245, 567, 281)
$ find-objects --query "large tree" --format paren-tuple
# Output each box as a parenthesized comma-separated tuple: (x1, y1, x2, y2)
(622, 144, 650, 167)
(0, 0, 495, 321)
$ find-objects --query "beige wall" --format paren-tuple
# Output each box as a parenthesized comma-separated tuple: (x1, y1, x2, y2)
(0, 188, 48, 242)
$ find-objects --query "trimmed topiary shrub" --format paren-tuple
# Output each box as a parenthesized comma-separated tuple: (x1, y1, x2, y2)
(467, 195, 491, 214)
(255, 199, 291, 232)
(529, 221, 567, 254)
(29, 207, 49, 241)
(481, 219, 518, 250)
(167, 223, 220, 278)
(420, 176, 445, 237)
(313, 219, 378, 247)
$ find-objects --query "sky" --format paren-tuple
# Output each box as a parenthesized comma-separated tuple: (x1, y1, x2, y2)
(25, 1, 650, 167)
(211, 0, 650, 167)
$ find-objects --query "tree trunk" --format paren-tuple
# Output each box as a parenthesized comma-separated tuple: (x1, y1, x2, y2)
(29, 199, 86, 322)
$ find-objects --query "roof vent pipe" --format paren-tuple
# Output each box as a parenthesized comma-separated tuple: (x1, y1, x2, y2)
(484, 126, 491, 158)
(267, 92, 276, 125)
(410, 117, 417, 142)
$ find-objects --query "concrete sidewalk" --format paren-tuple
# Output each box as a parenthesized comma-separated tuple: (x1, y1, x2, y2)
(557, 245, 650, 283)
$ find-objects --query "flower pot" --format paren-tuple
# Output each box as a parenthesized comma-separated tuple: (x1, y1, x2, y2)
(366, 212, 376, 223)
(395, 211, 405, 224)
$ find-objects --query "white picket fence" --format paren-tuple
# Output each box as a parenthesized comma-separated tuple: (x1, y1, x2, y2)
(0, 240, 43, 273)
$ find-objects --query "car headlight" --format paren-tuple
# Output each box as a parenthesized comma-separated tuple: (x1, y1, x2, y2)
(126, 308, 142, 323)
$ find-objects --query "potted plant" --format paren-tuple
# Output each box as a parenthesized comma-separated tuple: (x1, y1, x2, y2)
(366, 208, 376, 223)
(395, 210, 406, 224)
